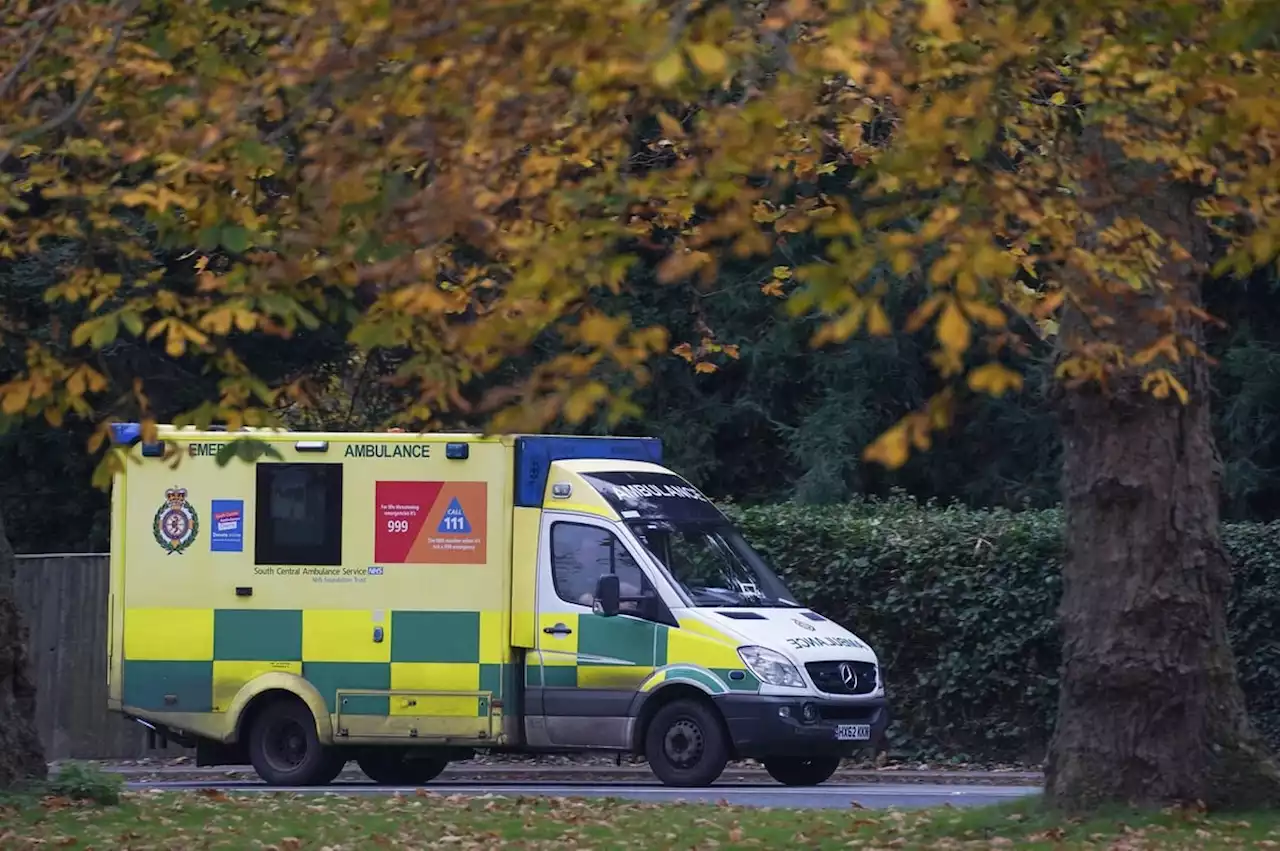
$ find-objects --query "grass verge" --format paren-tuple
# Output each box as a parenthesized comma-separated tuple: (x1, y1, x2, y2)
(2, 789, 1279, 849)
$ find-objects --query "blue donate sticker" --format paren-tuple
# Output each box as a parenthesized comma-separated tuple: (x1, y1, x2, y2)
(210, 499, 244, 552)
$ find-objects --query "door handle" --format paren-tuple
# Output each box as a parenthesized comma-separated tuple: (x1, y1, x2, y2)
(543, 623, 573, 636)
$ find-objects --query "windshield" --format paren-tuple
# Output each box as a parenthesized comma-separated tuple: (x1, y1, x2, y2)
(628, 521, 799, 608)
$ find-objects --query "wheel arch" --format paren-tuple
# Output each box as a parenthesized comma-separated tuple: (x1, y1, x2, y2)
(630, 681, 731, 756)
(225, 673, 333, 745)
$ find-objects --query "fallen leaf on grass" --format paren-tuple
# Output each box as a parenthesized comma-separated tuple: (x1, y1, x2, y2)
(1028, 828, 1065, 841)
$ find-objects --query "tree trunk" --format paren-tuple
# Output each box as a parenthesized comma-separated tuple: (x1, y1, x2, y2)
(1044, 130, 1280, 811)
(0, 507, 45, 789)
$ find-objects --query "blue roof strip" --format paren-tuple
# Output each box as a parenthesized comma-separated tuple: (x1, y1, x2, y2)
(514, 435, 662, 508)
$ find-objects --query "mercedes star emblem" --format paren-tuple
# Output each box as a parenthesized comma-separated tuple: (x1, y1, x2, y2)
(838, 662, 858, 690)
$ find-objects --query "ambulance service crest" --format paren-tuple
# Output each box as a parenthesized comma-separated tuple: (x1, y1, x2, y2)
(153, 486, 199, 554)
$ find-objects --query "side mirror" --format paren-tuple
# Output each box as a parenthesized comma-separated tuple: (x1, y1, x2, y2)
(594, 574, 621, 617)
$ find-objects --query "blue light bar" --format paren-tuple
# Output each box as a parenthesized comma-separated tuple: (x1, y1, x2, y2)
(513, 435, 663, 508)
(110, 422, 142, 444)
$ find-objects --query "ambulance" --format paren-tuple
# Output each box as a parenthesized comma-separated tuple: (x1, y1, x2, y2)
(106, 424, 888, 787)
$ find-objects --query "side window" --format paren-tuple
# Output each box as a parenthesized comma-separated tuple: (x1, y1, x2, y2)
(255, 463, 344, 566)
(550, 522, 651, 609)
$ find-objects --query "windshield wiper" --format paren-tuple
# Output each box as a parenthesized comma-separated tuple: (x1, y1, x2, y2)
(740, 595, 800, 608)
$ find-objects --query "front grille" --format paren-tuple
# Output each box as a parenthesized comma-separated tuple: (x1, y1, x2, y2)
(805, 661, 878, 696)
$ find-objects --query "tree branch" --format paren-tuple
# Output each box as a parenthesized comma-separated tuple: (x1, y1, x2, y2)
(0, 0, 74, 102)
(0, 0, 140, 164)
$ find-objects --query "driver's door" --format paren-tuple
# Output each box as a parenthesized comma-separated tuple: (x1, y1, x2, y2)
(529, 513, 661, 747)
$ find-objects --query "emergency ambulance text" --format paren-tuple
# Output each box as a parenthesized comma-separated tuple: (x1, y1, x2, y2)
(345, 444, 431, 458)
(786, 635, 867, 650)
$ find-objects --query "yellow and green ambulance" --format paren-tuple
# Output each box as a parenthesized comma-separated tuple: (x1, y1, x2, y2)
(106, 424, 888, 787)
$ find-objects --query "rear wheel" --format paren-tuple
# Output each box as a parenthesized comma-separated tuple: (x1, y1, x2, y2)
(247, 698, 346, 786)
(644, 698, 729, 787)
(357, 750, 448, 785)
(762, 756, 841, 786)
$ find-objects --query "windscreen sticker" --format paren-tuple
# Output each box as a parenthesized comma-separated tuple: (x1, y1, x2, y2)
(375, 481, 487, 564)
(578, 471, 725, 524)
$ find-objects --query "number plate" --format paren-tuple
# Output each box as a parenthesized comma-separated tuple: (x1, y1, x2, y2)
(834, 724, 872, 741)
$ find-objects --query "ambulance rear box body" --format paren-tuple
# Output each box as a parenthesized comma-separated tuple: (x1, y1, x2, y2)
(107, 425, 889, 787)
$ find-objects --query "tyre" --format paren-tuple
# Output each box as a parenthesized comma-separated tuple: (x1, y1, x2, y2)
(246, 698, 346, 786)
(644, 698, 730, 787)
(762, 756, 841, 786)
(357, 750, 448, 785)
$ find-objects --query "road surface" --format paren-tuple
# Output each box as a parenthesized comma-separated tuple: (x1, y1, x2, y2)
(125, 779, 1041, 810)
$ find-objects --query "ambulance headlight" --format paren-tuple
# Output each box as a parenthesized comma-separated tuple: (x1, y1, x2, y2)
(737, 646, 805, 689)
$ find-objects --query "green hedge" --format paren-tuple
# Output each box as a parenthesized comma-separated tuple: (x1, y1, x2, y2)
(721, 497, 1280, 766)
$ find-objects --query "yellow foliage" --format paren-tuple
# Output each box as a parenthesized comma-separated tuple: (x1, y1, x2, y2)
(866, 300, 892, 337)
(656, 249, 713, 283)
(563, 381, 608, 424)
(688, 44, 728, 78)
(919, 0, 961, 41)
(1142, 370, 1191, 405)
(2, 0, 1278, 485)
(936, 301, 971, 355)
(0, 380, 32, 415)
(864, 422, 910, 470)
(967, 363, 1024, 397)
(652, 52, 685, 87)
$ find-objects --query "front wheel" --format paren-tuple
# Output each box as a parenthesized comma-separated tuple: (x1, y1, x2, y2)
(644, 698, 730, 787)
(762, 756, 842, 786)
(247, 698, 346, 786)
(357, 750, 448, 785)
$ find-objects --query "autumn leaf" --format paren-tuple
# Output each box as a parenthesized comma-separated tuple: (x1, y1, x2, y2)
(967, 363, 1024, 397)
(0, 380, 32, 415)
(688, 43, 728, 77)
(656, 249, 713, 283)
(653, 52, 685, 87)
(936, 301, 971, 355)
(866, 301, 892, 337)
(563, 381, 608, 423)
(1142, 369, 1190, 405)
(920, 0, 961, 40)
(863, 422, 910, 469)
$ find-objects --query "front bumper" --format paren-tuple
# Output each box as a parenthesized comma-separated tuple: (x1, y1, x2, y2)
(712, 693, 889, 760)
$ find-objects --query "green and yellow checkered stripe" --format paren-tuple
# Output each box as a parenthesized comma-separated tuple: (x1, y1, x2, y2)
(122, 609, 510, 718)
(530, 612, 761, 693)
